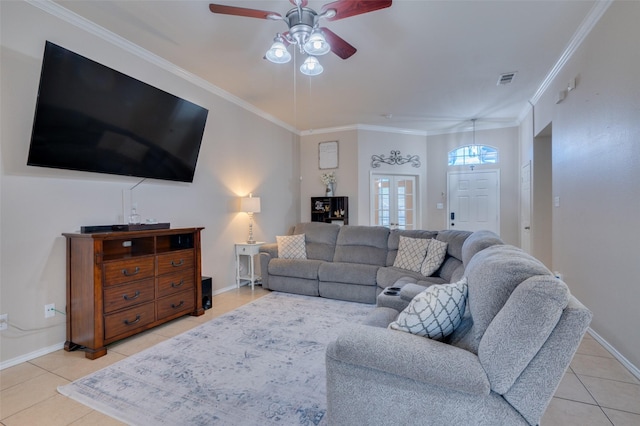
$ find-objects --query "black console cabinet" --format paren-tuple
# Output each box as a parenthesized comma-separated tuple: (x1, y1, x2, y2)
(311, 196, 349, 225)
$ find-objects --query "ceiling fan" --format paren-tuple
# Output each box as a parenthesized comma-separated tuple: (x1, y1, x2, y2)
(209, 0, 392, 75)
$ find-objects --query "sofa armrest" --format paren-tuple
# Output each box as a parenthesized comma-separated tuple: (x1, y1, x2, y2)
(400, 283, 428, 302)
(327, 324, 490, 396)
(259, 242, 278, 258)
(258, 244, 278, 290)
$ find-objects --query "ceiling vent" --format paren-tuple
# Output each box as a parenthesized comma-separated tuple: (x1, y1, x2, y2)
(497, 72, 517, 86)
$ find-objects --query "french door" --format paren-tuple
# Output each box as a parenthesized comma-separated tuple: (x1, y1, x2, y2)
(371, 174, 418, 230)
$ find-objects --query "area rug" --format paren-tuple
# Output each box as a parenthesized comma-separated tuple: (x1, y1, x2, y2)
(58, 292, 374, 425)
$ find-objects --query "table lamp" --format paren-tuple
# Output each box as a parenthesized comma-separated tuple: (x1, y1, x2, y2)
(240, 193, 261, 244)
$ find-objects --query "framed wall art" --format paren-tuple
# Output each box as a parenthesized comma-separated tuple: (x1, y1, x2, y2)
(318, 141, 339, 169)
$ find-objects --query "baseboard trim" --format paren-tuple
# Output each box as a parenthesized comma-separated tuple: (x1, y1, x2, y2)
(1, 285, 253, 370)
(587, 327, 640, 380)
(0, 342, 65, 371)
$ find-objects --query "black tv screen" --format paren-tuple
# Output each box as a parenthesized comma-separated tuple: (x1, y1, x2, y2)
(27, 41, 209, 183)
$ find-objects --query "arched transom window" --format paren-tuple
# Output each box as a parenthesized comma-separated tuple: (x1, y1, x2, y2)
(448, 145, 499, 166)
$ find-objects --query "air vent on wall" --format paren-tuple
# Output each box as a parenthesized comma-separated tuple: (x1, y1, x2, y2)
(497, 72, 517, 85)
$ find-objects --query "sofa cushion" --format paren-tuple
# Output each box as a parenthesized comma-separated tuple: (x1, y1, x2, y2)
(464, 245, 552, 350)
(435, 230, 472, 262)
(389, 278, 468, 341)
(377, 267, 434, 290)
(276, 234, 307, 259)
(393, 236, 430, 272)
(293, 222, 340, 262)
(333, 226, 389, 266)
(386, 229, 438, 266)
(435, 257, 464, 283)
(319, 262, 379, 286)
(479, 276, 569, 394)
(268, 258, 324, 280)
(420, 239, 448, 276)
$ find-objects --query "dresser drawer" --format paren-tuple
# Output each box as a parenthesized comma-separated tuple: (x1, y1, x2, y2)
(157, 270, 194, 298)
(104, 301, 155, 340)
(156, 290, 195, 320)
(103, 279, 155, 313)
(157, 250, 194, 276)
(103, 257, 155, 286)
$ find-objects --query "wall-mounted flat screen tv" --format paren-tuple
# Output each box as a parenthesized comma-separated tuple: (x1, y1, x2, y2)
(27, 41, 209, 183)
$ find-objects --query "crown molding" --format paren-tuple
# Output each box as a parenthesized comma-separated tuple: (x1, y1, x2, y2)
(300, 124, 428, 137)
(26, 0, 298, 134)
(528, 0, 612, 107)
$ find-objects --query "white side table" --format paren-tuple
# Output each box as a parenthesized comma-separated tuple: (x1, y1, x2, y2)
(235, 242, 264, 290)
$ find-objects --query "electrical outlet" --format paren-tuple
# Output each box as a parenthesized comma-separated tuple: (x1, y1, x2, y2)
(45, 303, 55, 318)
(0, 314, 7, 331)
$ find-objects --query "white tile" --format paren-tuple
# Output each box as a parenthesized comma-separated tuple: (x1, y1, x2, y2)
(580, 376, 640, 414)
(555, 372, 597, 404)
(602, 408, 640, 426)
(542, 398, 612, 425)
(571, 354, 640, 384)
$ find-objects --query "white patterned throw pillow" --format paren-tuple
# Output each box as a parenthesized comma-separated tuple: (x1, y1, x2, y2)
(276, 234, 307, 259)
(420, 238, 448, 276)
(389, 278, 468, 341)
(393, 236, 430, 273)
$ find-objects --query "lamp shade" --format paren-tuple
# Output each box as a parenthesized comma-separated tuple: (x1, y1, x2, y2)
(240, 196, 261, 213)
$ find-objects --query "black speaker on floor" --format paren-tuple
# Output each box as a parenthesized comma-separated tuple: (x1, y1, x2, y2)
(202, 276, 212, 310)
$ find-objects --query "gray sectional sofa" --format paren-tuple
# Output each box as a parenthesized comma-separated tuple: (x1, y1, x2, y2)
(325, 243, 593, 425)
(258, 222, 499, 304)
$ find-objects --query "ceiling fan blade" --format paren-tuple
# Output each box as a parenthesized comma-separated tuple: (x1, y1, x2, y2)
(321, 28, 357, 59)
(209, 4, 282, 20)
(289, 0, 309, 7)
(321, 0, 392, 21)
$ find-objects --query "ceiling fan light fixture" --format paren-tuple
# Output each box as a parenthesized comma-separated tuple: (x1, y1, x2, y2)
(265, 35, 291, 64)
(303, 30, 330, 56)
(300, 56, 323, 76)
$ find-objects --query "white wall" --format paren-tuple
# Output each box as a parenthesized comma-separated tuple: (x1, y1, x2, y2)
(300, 128, 428, 227)
(0, 2, 299, 365)
(522, 1, 640, 371)
(356, 130, 428, 227)
(425, 127, 521, 245)
(300, 129, 358, 224)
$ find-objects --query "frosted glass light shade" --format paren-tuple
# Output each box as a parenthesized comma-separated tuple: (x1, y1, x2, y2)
(303, 31, 330, 56)
(265, 39, 291, 64)
(300, 56, 323, 76)
(240, 196, 261, 213)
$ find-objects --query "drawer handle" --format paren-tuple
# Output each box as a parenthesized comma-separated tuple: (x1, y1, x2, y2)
(171, 259, 184, 267)
(123, 290, 141, 301)
(123, 315, 141, 326)
(171, 300, 185, 309)
(171, 280, 185, 288)
(122, 266, 140, 277)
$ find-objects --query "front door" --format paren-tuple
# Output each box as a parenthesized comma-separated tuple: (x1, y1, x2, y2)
(447, 170, 500, 234)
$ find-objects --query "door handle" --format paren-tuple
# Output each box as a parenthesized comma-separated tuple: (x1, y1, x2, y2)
(450, 212, 455, 220)
(524, 226, 531, 230)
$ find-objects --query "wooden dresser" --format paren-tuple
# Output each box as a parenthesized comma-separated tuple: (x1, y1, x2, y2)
(63, 227, 204, 359)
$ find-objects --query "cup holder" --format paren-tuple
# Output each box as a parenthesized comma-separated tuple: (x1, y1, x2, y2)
(384, 290, 399, 296)
(388, 287, 402, 291)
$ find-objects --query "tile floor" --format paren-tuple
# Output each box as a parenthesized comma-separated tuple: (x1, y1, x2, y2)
(1, 286, 639, 425)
